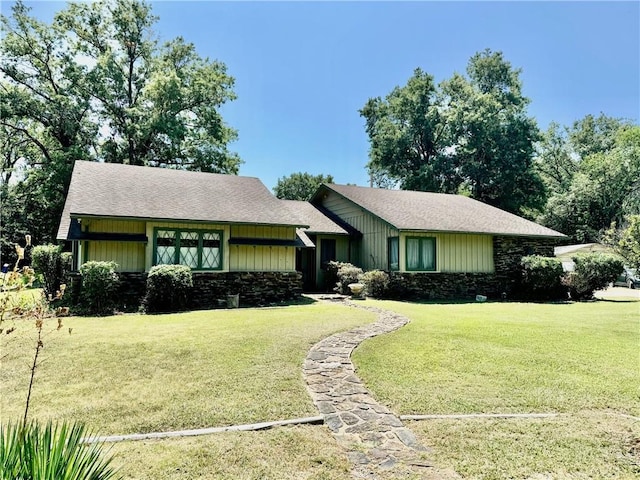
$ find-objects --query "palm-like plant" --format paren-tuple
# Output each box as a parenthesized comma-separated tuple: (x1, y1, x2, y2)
(0, 421, 120, 480)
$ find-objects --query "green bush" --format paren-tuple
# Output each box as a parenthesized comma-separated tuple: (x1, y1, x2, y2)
(79, 261, 120, 315)
(334, 262, 364, 295)
(143, 264, 193, 313)
(564, 253, 624, 300)
(360, 270, 390, 298)
(1, 420, 119, 480)
(520, 255, 567, 300)
(31, 245, 70, 299)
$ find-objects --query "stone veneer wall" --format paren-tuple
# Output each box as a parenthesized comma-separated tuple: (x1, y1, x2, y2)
(388, 236, 561, 301)
(189, 271, 302, 309)
(68, 271, 303, 311)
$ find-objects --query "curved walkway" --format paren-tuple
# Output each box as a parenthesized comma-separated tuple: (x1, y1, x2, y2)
(303, 298, 459, 479)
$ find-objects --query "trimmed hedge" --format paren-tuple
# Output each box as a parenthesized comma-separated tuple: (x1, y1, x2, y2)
(143, 264, 193, 313)
(564, 253, 624, 300)
(360, 269, 390, 298)
(519, 255, 567, 300)
(78, 261, 120, 315)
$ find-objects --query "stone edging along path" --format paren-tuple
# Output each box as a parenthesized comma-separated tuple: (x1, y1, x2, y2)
(303, 298, 459, 479)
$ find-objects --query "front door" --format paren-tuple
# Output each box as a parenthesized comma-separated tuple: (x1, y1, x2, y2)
(296, 247, 317, 292)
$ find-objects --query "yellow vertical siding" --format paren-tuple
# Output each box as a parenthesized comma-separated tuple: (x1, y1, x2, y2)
(399, 232, 494, 273)
(86, 241, 145, 272)
(81, 218, 146, 272)
(227, 225, 297, 272)
(321, 192, 398, 270)
(229, 245, 294, 272)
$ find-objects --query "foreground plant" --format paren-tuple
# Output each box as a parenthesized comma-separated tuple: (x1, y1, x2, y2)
(1, 238, 119, 479)
(0, 421, 120, 480)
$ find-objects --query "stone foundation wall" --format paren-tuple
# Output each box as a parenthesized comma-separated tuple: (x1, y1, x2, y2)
(68, 270, 303, 311)
(117, 272, 147, 311)
(493, 236, 560, 295)
(190, 271, 303, 309)
(388, 272, 500, 301)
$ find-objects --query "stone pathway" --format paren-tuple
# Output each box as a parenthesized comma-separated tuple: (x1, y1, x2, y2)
(303, 297, 459, 479)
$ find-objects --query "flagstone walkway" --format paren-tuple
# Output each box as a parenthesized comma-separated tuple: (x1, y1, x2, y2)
(303, 296, 459, 479)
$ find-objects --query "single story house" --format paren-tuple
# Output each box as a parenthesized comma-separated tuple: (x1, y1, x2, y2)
(309, 184, 566, 298)
(57, 161, 567, 305)
(57, 161, 309, 307)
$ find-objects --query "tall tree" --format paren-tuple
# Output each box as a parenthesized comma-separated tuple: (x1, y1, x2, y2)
(0, 0, 240, 253)
(534, 122, 578, 195)
(273, 172, 335, 201)
(540, 126, 640, 242)
(360, 50, 543, 215)
(442, 50, 543, 214)
(360, 69, 454, 193)
(535, 114, 637, 242)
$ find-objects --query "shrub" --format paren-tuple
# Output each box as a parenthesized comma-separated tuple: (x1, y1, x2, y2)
(519, 255, 567, 300)
(79, 261, 120, 315)
(0, 420, 120, 480)
(143, 264, 193, 313)
(31, 245, 70, 299)
(360, 269, 389, 298)
(334, 262, 364, 295)
(323, 261, 343, 292)
(564, 253, 624, 300)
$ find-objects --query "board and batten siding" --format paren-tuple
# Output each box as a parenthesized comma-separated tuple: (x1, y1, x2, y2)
(229, 225, 297, 272)
(81, 219, 146, 272)
(400, 232, 494, 273)
(319, 191, 398, 271)
(145, 222, 231, 272)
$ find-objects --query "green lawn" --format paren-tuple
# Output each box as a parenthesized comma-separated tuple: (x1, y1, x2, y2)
(353, 299, 640, 478)
(1, 302, 375, 435)
(3, 298, 638, 479)
(110, 426, 352, 480)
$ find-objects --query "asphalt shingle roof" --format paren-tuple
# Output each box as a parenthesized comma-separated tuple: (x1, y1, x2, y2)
(281, 200, 349, 235)
(314, 184, 566, 238)
(57, 161, 306, 240)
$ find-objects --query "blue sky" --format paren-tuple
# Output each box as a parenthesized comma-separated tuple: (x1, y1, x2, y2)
(13, 1, 640, 191)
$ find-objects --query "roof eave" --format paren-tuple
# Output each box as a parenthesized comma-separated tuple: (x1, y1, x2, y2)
(398, 227, 566, 238)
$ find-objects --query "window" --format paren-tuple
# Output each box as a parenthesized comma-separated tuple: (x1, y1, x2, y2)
(154, 228, 222, 270)
(320, 238, 336, 269)
(406, 237, 436, 271)
(388, 237, 399, 271)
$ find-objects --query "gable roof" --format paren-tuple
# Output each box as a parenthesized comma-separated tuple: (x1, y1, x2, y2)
(281, 200, 350, 235)
(57, 161, 306, 240)
(311, 184, 566, 238)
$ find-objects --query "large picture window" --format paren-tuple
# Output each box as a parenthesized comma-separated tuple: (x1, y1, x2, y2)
(154, 228, 222, 270)
(406, 237, 436, 271)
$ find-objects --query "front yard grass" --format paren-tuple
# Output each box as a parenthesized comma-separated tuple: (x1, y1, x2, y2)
(353, 299, 640, 478)
(110, 426, 353, 480)
(1, 302, 375, 435)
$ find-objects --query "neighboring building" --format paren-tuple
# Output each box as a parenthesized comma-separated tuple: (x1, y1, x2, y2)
(554, 243, 611, 271)
(310, 184, 566, 299)
(57, 161, 308, 308)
